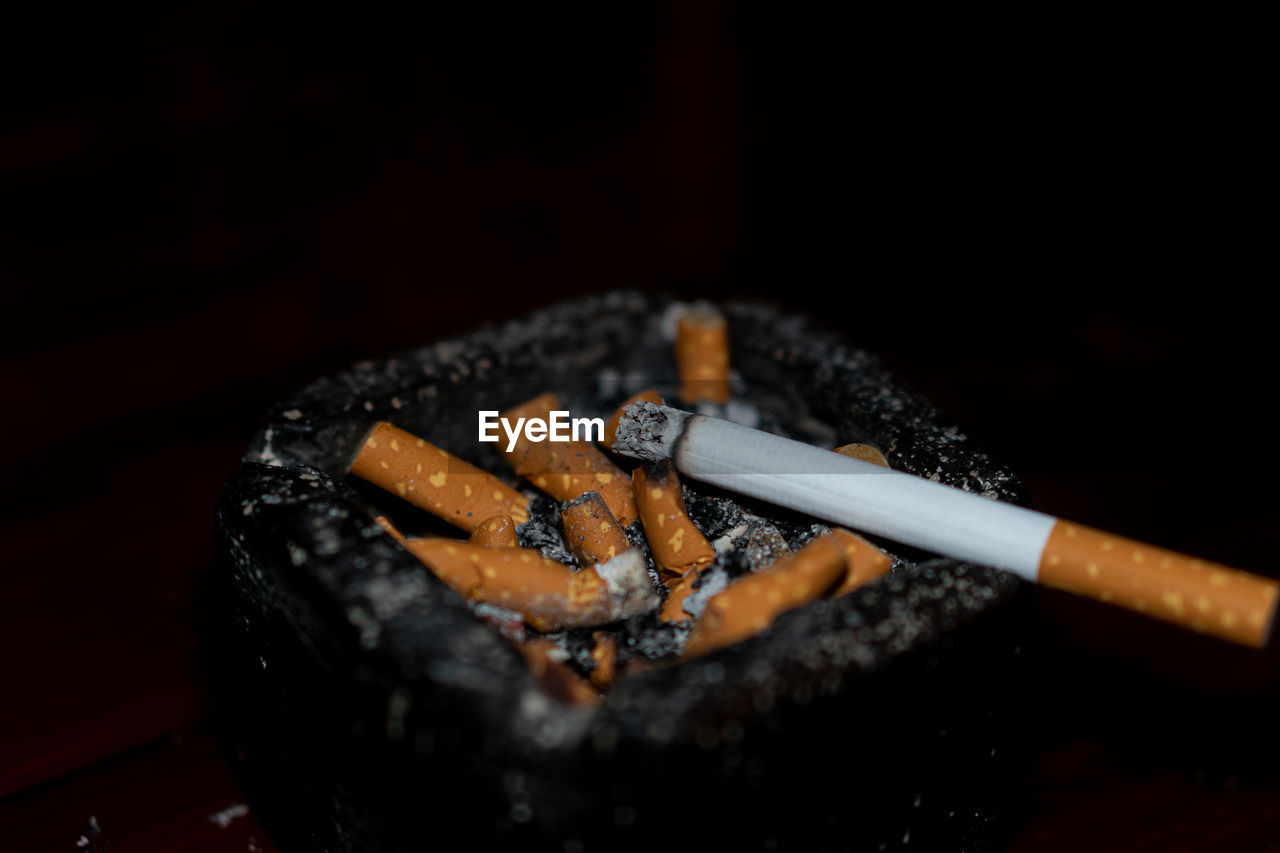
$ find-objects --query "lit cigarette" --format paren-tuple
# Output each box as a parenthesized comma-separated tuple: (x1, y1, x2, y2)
(399, 538, 657, 632)
(516, 638, 601, 706)
(613, 403, 1280, 647)
(603, 389, 663, 448)
(675, 304, 731, 404)
(560, 492, 631, 566)
(470, 514, 518, 548)
(632, 459, 715, 583)
(682, 532, 848, 659)
(501, 393, 637, 524)
(829, 528, 893, 596)
(350, 422, 529, 532)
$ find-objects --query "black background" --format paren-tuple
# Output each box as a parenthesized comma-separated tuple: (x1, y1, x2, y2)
(3, 4, 1278, 850)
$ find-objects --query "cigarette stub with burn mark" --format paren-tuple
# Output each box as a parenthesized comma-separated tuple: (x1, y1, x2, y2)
(500, 393, 637, 525)
(632, 459, 715, 584)
(613, 402, 1280, 647)
(395, 538, 657, 632)
(682, 532, 849, 659)
(675, 304, 731, 404)
(516, 638, 601, 706)
(829, 528, 893, 596)
(349, 422, 529, 532)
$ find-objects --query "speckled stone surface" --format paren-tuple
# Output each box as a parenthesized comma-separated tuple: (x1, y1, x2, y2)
(213, 291, 1032, 852)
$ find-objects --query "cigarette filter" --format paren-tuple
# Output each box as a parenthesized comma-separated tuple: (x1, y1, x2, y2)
(502, 394, 637, 525)
(614, 403, 1280, 647)
(560, 492, 631, 566)
(402, 538, 657, 632)
(589, 631, 618, 689)
(603, 389, 663, 447)
(660, 562, 712, 625)
(829, 528, 893, 596)
(682, 532, 848, 659)
(470, 514, 518, 548)
(633, 460, 715, 582)
(675, 305, 731, 404)
(834, 443, 890, 468)
(350, 422, 529, 533)
(516, 638, 601, 706)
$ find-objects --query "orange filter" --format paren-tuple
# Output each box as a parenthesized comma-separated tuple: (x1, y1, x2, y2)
(834, 443, 890, 468)
(1038, 521, 1279, 646)
(470, 515, 518, 548)
(633, 460, 715, 583)
(349, 422, 528, 533)
(675, 305, 731, 404)
(560, 492, 632, 566)
(683, 532, 847, 659)
(501, 393, 637, 524)
(829, 528, 892, 596)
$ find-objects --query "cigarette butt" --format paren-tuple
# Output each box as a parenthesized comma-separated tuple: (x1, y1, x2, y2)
(501, 393, 637, 524)
(633, 460, 715, 582)
(676, 305, 731, 404)
(830, 528, 893, 596)
(603, 389, 663, 447)
(683, 532, 847, 659)
(589, 631, 618, 689)
(560, 492, 632, 566)
(470, 514, 519, 548)
(660, 561, 713, 624)
(834, 443, 890, 468)
(350, 422, 529, 532)
(517, 638, 601, 706)
(403, 538, 657, 631)
(1038, 521, 1280, 646)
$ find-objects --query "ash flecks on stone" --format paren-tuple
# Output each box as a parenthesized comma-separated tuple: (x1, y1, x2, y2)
(741, 519, 792, 571)
(683, 489, 747, 541)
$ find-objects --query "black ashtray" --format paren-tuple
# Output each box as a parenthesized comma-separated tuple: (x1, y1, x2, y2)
(213, 291, 1033, 852)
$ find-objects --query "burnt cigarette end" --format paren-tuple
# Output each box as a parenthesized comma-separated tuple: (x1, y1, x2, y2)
(603, 388, 663, 448)
(611, 401, 689, 463)
(633, 460, 715, 582)
(517, 638, 601, 706)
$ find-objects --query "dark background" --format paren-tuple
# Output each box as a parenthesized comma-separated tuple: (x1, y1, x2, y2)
(2, 3, 1277, 850)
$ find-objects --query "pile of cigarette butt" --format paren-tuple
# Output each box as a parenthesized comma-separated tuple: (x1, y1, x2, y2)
(346, 304, 894, 707)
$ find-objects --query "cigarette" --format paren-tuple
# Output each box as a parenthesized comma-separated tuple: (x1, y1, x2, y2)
(612, 402, 1280, 647)
(470, 514, 518, 548)
(516, 638, 601, 706)
(560, 492, 632, 566)
(349, 422, 529, 532)
(401, 538, 657, 631)
(659, 562, 710, 624)
(603, 389, 663, 447)
(632, 459, 715, 583)
(682, 532, 848, 659)
(589, 630, 618, 689)
(675, 304, 731, 404)
(501, 393, 637, 525)
(834, 443, 890, 468)
(829, 528, 893, 596)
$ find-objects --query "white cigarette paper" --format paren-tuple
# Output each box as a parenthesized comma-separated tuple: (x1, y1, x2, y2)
(614, 402, 1053, 580)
